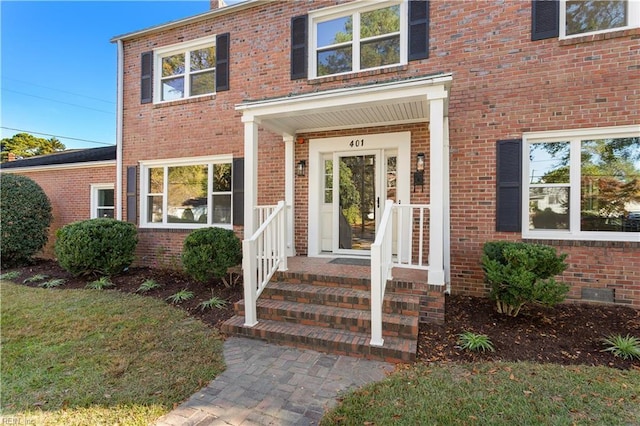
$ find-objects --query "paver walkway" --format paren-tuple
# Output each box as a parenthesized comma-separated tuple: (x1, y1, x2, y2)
(155, 337, 395, 426)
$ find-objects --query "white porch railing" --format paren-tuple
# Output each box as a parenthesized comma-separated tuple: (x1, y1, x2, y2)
(370, 200, 431, 347)
(243, 200, 288, 326)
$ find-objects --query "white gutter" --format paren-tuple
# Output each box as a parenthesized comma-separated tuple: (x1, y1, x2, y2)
(116, 39, 124, 221)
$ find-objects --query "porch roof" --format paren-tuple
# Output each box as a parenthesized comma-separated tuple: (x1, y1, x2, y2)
(235, 73, 452, 136)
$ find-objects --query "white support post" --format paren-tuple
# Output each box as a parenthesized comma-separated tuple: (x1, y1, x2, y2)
(243, 240, 258, 326)
(370, 242, 384, 347)
(283, 134, 295, 256)
(243, 116, 259, 239)
(427, 91, 447, 285)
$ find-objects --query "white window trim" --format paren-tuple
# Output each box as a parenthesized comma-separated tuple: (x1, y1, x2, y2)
(139, 154, 234, 230)
(153, 35, 217, 104)
(522, 125, 640, 242)
(90, 183, 115, 219)
(559, 0, 640, 40)
(309, 0, 407, 79)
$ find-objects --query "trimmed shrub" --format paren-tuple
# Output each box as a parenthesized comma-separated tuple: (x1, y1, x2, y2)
(182, 227, 242, 284)
(0, 174, 53, 267)
(481, 241, 569, 317)
(55, 218, 137, 276)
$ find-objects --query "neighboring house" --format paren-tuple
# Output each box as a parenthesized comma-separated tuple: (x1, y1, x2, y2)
(109, 0, 638, 357)
(1, 146, 117, 257)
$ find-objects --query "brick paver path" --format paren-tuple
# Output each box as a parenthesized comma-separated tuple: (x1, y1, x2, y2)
(155, 337, 395, 425)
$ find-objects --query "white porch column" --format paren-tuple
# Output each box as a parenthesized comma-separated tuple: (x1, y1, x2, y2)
(428, 90, 447, 285)
(243, 116, 259, 239)
(283, 134, 295, 256)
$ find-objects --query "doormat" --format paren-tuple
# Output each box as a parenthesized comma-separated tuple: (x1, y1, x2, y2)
(329, 258, 370, 266)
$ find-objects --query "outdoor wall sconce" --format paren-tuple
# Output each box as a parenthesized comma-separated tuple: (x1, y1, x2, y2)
(297, 160, 306, 177)
(414, 152, 425, 192)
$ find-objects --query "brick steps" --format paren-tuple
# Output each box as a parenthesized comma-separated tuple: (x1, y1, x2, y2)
(221, 272, 421, 363)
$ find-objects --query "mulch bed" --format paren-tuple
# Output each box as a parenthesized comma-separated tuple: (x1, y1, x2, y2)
(5, 259, 640, 370)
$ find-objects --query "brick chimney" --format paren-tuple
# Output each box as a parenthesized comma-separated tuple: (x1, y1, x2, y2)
(7, 152, 16, 162)
(210, 0, 227, 9)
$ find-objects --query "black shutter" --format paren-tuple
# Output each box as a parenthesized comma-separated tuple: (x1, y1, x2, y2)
(216, 33, 230, 91)
(531, 0, 559, 41)
(408, 1, 430, 61)
(291, 15, 308, 80)
(496, 139, 522, 232)
(141, 51, 153, 104)
(126, 166, 137, 223)
(232, 158, 244, 226)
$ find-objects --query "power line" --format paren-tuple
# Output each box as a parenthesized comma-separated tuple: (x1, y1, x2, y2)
(3, 88, 115, 115)
(1, 127, 114, 146)
(2, 76, 115, 105)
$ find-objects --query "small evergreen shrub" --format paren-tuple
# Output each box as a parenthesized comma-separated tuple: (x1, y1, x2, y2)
(182, 227, 242, 283)
(55, 218, 137, 277)
(481, 241, 569, 317)
(0, 174, 53, 267)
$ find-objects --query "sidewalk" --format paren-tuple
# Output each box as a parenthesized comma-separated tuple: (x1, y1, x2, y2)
(155, 337, 395, 426)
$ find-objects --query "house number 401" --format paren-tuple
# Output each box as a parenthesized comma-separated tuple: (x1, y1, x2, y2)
(349, 139, 364, 148)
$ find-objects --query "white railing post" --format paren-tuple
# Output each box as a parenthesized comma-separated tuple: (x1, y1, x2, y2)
(370, 242, 384, 347)
(243, 239, 258, 326)
(278, 201, 288, 271)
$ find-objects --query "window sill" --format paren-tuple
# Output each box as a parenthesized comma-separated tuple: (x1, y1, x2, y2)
(139, 224, 233, 232)
(523, 238, 639, 249)
(309, 64, 408, 86)
(559, 27, 640, 46)
(152, 94, 216, 108)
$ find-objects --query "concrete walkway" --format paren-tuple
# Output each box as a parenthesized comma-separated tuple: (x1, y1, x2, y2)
(155, 337, 395, 426)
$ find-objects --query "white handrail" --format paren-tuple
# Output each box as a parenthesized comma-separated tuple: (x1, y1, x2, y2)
(243, 200, 288, 326)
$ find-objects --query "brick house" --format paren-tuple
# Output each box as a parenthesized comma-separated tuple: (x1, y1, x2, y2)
(1, 146, 117, 257)
(110, 0, 639, 360)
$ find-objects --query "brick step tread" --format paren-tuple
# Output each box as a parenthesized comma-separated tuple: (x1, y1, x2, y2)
(275, 272, 425, 292)
(221, 315, 416, 363)
(263, 281, 421, 316)
(234, 298, 418, 338)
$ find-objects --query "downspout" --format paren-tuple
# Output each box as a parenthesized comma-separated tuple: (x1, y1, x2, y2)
(115, 40, 124, 221)
(444, 116, 451, 294)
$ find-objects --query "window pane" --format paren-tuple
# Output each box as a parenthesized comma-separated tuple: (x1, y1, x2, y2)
(317, 16, 352, 48)
(148, 196, 163, 223)
(167, 165, 208, 223)
(529, 187, 570, 230)
(98, 189, 114, 207)
(324, 159, 333, 204)
(361, 5, 400, 38)
(149, 168, 164, 193)
(317, 46, 353, 76)
(213, 163, 232, 192)
(162, 53, 185, 77)
(529, 142, 570, 184)
(361, 36, 400, 69)
(212, 194, 231, 224)
(566, 0, 627, 36)
(581, 137, 640, 232)
(387, 156, 397, 201)
(162, 77, 184, 101)
(97, 208, 114, 219)
(190, 71, 215, 96)
(190, 47, 215, 71)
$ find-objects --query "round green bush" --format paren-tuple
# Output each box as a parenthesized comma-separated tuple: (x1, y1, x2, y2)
(182, 227, 242, 283)
(0, 174, 53, 267)
(55, 218, 138, 277)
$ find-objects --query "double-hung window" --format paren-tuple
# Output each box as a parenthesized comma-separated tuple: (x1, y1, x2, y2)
(523, 126, 640, 241)
(141, 156, 234, 229)
(155, 36, 217, 102)
(561, 0, 639, 38)
(310, 0, 406, 78)
(91, 184, 115, 219)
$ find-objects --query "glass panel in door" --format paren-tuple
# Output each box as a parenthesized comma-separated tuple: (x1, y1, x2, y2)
(338, 154, 377, 251)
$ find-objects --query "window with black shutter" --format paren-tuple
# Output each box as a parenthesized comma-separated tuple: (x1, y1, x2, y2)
(291, 15, 308, 80)
(496, 139, 522, 232)
(408, 0, 430, 60)
(216, 33, 230, 91)
(141, 51, 153, 104)
(531, 0, 559, 41)
(126, 166, 138, 223)
(232, 158, 244, 226)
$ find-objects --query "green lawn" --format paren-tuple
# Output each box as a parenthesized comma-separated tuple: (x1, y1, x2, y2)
(1, 282, 225, 425)
(321, 362, 640, 425)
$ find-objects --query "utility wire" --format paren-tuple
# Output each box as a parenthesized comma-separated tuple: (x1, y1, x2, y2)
(2, 76, 116, 105)
(1, 127, 114, 146)
(3, 88, 115, 114)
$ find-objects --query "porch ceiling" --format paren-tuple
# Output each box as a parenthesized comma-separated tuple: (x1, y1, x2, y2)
(236, 73, 452, 136)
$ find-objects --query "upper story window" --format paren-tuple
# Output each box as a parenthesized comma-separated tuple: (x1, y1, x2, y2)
(140, 155, 234, 229)
(562, 0, 639, 39)
(310, 1, 407, 78)
(156, 37, 216, 102)
(523, 126, 640, 242)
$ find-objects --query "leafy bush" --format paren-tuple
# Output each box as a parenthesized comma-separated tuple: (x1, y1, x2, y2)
(481, 241, 569, 317)
(55, 218, 137, 277)
(182, 227, 242, 284)
(0, 174, 53, 267)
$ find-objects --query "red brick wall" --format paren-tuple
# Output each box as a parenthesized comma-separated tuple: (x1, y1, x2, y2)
(120, 1, 639, 306)
(5, 165, 116, 258)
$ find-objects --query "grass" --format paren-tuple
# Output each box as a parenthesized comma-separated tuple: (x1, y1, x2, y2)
(321, 362, 640, 425)
(0, 282, 225, 425)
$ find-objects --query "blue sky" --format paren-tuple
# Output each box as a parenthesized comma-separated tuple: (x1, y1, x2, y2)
(1, 1, 224, 150)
